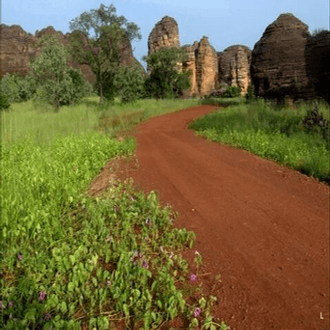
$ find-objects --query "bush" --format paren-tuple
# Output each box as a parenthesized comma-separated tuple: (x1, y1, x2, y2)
(302, 101, 329, 146)
(245, 84, 256, 101)
(0, 72, 37, 103)
(224, 85, 241, 98)
(0, 93, 11, 110)
(144, 47, 191, 99)
(113, 64, 145, 103)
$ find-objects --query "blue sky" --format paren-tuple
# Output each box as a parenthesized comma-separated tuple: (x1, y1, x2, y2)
(3, 0, 329, 69)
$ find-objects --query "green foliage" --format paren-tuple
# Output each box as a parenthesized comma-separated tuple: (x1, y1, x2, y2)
(0, 93, 11, 110)
(224, 85, 241, 98)
(245, 84, 256, 101)
(69, 3, 141, 42)
(68, 3, 141, 104)
(29, 35, 91, 110)
(113, 63, 145, 103)
(189, 98, 329, 183)
(144, 47, 191, 99)
(0, 72, 37, 103)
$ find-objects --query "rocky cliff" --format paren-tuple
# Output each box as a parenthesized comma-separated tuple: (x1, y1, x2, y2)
(148, 16, 180, 56)
(218, 45, 251, 95)
(251, 14, 315, 101)
(305, 31, 330, 103)
(0, 24, 140, 85)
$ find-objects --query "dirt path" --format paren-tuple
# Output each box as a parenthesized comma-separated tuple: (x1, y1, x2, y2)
(90, 105, 329, 330)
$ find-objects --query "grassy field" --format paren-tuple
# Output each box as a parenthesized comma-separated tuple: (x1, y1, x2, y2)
(1, 94, 328, 329)
(190, 97, 330, 184)
(1, 96, 227, 330)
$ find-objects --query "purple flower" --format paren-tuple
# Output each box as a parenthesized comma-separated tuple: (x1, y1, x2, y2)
(17, 254, 22, 261)
(39, 291, 46, 301)
(194, 307, 201, 317)
(8, 301, 14, 308)
(142, 260, 148, 269)
(190, 274, 197, 282)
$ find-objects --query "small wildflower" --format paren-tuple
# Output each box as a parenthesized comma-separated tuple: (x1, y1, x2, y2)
(145, 217, 152, 226)
(190, 274, 197, 282)
(194, 307, 201, 317)
(43, 312, 52, 321)
(0, 301, 4, 309)
(195, 250, 200, 255)
(8, 301, 14, 308)
(17, 253, 22, 262)
(142, 260, 148, 269)
(134, 250, 139, 257)
(106, 280, 111, 288)
(39, 291, 46, 301)
(107, 235, 112, 242)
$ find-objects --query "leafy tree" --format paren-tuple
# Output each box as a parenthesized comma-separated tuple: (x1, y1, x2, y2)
(143, 47, 191, 99)
(29, 35, 91, 110)
(68, 3, 141, 103)
(113, 63, 145, 103)
(0, 72, 37, 103)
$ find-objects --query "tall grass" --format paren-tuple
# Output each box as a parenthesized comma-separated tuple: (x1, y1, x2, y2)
(189, 98, 330, 183)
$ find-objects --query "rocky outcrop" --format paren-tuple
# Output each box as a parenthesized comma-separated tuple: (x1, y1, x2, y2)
(148, 16, 180, 56)
(0, 25, 38, 78)
(305, 31, 330, 103)
(182, 42, 199, 96)
(218, 45, 251, 95)
(195, 37, 219, 97)
(251, 14, 312, 101)
(1, 24, 139, 85)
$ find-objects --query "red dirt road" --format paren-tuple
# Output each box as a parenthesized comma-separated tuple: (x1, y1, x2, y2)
(90, 105, 329, 330)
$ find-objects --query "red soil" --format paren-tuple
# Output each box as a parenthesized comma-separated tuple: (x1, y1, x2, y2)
(89, 105, 329, 330)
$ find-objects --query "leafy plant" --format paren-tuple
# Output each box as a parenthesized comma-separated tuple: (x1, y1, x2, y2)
(144, 47, 191, 99)
(224, 85, 241, 98)
(113, 63, 145, 103)
(0, 93, 11, 110)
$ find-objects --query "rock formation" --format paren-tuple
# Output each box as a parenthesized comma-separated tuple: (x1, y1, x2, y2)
(195, 36, 219, 97)
(305, 30, 330, 103)
(218, 45, 251, 95)
(148, 16, 180, 56)
(182, 42, 199, 96)
(1, 24, 141, 85)
(251, 14, 312, 101)
(0, 25, 38, 78)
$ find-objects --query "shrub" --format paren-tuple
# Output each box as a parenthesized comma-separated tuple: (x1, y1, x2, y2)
(144, 47, 191, 99)
(113, 63, 145, 103)
(0, 93, 11, 110)
(224, 85, 241, 98)
(302, 101, 329, 148)
(245, 84, 256, 101)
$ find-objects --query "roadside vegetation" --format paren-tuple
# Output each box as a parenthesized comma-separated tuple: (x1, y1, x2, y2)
(190, 97, 329, 184)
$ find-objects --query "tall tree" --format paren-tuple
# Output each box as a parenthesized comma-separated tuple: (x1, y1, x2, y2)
(144, 47, 191, 99)
(68, 3, 141, 103)
(29, 35, 91, 110)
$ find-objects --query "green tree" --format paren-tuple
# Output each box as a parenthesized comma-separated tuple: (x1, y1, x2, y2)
(113, 63, 145, 103)
(29, 35, 91, 110)
(68, 3, 141, 103)
(144, 47, 191, 99)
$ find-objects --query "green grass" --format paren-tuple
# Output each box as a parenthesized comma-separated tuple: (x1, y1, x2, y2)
(189, 98, 330, 184)
(0, 96, 228, 330)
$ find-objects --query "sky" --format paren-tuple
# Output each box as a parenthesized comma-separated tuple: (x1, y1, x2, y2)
(2, 0, 329, 69)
